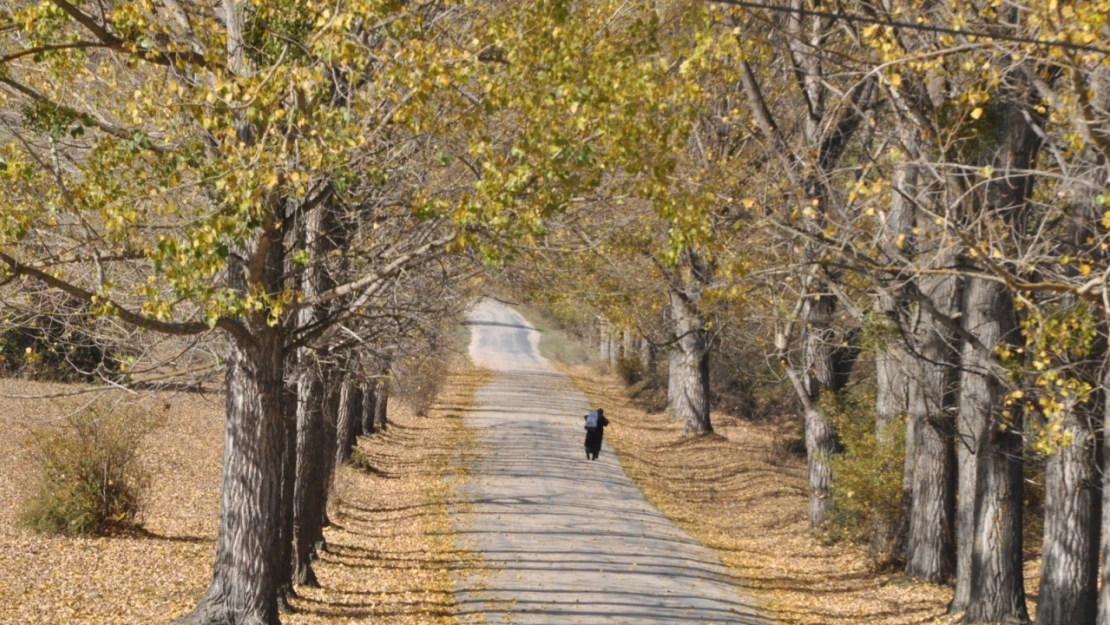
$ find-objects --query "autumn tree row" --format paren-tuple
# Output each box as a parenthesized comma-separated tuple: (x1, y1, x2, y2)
(503, 2, 1109, 624)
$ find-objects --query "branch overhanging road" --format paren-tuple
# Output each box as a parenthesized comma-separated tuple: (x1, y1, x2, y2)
(451, 299, 771, 625)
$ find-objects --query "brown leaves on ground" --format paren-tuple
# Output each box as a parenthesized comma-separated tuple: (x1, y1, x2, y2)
(285, 364, 489, 625)
(0, 380, 224, 625)
(559, 367, 961, 625)
(0, 363, 488, 625)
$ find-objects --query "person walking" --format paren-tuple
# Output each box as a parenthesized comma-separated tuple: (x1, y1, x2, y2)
(583, 408, 609, 460)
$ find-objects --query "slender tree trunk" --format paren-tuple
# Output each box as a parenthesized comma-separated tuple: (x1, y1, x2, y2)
(599, 319, 612, 364)
(179, 330, 285, 625)
(874, 340, 910, 560)
(640, 335, 656, 381)
(334, 379, 361, 466)
(801, 288, 838, 526)
(669, 289, 711, 434)
(275, 381, 298, 611)
(361, 384, 377, 435)
(293, 368, 327, 587)
(374, 377, 389, 431)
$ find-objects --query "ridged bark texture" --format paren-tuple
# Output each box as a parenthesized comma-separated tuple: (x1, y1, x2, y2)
(961, 277, 1027, 624)
(179, 330, 285, 625)
(668, 289, 711, 434)
(802, 289, 838, 527)
(1099, 356, 1110, 625)
(1037, 397, 1099, 625)
(904, 272, 959, 583)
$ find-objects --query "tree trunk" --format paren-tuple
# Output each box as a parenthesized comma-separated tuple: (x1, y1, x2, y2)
(639, 335, 656, 380)
(599, 319, 612, 364)
(275, 380, 298, 611)
(668, 289, 711, 434)
(904, 272, 959, 583)
(335, 379, 361, 466)
(960, 277, 1028, 623)
(801, 288, 839, 526)
(874, 340, 910, 561)
(293, 368, 328, 588)
(1098, 354, 1110, 625)
(1038, 395, 1099, 625)
(374, 377, 389, 431)
(178, 330, 285, 625)
(361, 384, 377, 435)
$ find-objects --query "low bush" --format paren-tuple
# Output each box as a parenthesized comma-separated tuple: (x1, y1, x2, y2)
(21, 401, 156, 536)
(821, 386, 906, 557)
(614, 355, 642, 385)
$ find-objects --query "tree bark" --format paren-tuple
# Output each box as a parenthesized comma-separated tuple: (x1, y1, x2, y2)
(374, 377, 389, 431)
(361, 383, 377, 435)
(960, 276, 1028, 623)
(1038, 394, 1100, 625)
(904, 272, 959, 583)
(801, 288, 839, 526)
(275, 380, 298, 611)
(293, 368, 328, 587)
(334, 379, 361, 466)
(179, 330, 285, 625)
(1097, 354, 1110, 625)
(874, 339, 910, 560)
(668, 289, 711, 434)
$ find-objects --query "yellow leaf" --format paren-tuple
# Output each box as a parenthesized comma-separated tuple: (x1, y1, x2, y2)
(971, 107, 983, 120)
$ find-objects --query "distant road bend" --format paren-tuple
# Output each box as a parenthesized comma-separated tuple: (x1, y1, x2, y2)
(451, 299, 771, 625)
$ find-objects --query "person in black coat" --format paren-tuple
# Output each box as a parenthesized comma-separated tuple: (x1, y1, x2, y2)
(583, 408, 609, 460)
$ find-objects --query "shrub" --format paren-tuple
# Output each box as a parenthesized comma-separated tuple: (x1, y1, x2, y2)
(393, 354, 446, 417)
(614, 355, 642, 385)
(21, 401, 155, 536)
(821, 386, 906, 556)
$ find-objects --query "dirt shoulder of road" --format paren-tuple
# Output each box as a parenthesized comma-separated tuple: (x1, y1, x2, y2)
(0, 361, 488, 625)
(557, 365, 960, 625)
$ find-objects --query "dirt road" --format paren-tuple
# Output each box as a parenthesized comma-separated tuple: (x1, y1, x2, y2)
(451, 299, 770, 624)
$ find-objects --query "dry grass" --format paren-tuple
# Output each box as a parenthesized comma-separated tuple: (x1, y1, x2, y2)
(558, 365, 963, 625)
(0, 361, 488, 625)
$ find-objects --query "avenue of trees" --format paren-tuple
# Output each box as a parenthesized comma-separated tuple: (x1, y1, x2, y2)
(1, 1, 1108, 625)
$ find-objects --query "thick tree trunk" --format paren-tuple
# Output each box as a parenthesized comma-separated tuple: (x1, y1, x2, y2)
(668, 290, 711, 434)
(904, 272, 959, 583)
(179, 331, 285, 625)
(1098, 355, 1110, 625)
(960, 277, 1028, 623)
(1038, 397, 1099, 625)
